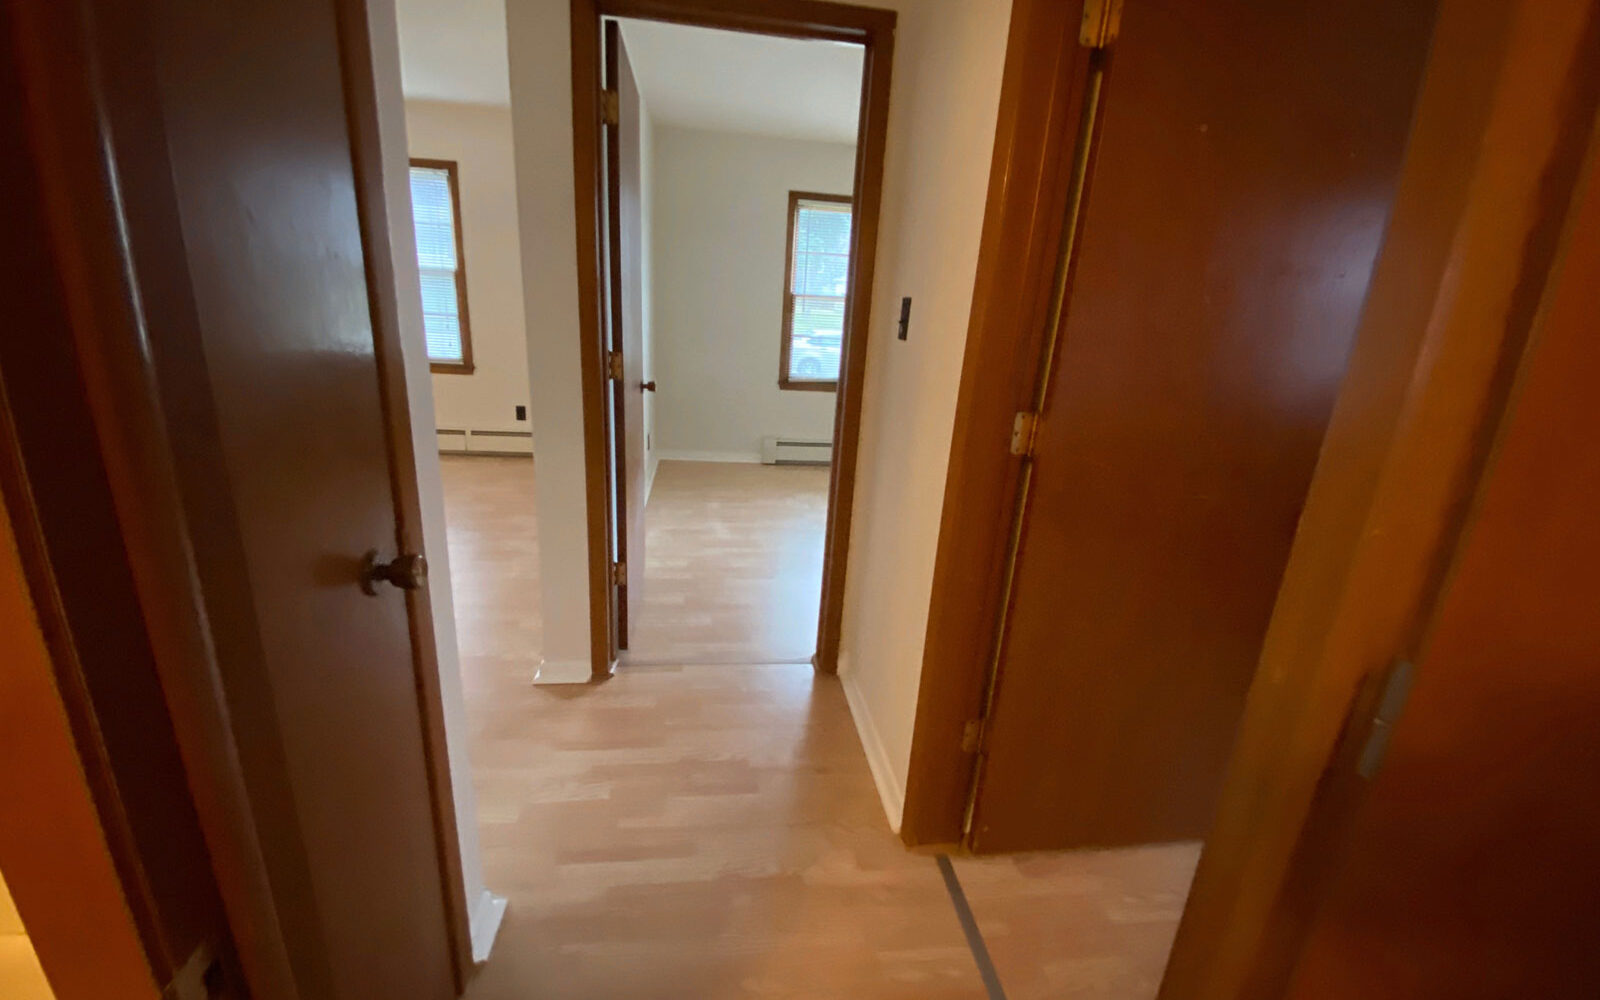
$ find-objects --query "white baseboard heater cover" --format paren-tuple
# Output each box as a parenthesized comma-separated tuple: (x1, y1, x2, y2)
(437, 428, 533, 456)
(761, 435, 832, 466)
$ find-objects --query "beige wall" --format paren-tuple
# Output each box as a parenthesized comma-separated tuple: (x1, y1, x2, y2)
(835, 0, 1012, 829)
(649, 125, 852, 463)
(406, 99, 533, 435)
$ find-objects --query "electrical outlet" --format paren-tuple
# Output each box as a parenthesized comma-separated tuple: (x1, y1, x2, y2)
(515, 405, 527, 421)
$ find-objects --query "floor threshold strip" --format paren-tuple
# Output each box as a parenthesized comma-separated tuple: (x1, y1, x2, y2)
(936, 853, 1008, 1000)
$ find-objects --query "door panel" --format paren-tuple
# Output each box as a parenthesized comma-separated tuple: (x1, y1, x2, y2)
(604, 20, 647, 648)
(971, 0, 1437, 852)
(1286, 116, 1600, 1000)
(147, 0, 454, 995)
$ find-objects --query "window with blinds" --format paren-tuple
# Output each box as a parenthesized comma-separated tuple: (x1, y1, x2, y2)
(408, 160, 473, 372)
(780, 192, 853, 390)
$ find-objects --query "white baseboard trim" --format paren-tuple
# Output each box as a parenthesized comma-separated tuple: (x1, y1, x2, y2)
(646, 452, 659, 502)
(468, 889, 507, 964)
(839, 667, 905, 833)
(533, 658, 591, 685)
(655, 449, 762, 464)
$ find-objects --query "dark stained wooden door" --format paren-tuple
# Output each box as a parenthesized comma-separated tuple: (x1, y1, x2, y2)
(969, 0, 1438, 852)
(1284, 119, 1600, 1000)
(144, 0, 454, 995)
(604, 20, 647, 649)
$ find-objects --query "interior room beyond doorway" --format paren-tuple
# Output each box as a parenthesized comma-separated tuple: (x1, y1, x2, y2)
(605, 17, 863, 665)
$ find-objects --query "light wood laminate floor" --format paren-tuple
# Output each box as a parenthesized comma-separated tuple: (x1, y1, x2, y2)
(626, 460, 830, 664)
(440, 456, 1198, 999)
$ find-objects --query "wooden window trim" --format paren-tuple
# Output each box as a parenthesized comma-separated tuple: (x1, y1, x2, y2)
(779, 190, 851, 392)
(409, 157, 476, 375)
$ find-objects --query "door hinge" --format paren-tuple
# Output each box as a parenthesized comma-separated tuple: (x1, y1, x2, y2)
(610, 561, 627, 587)
(600, 89, 619, 126)
(607, 350, 624, 380)
(1009, 411, 1040, 457)
(960, 718, 986, 754)
(1079, 0, 1124, 48)
(1356, 659, 1416, 779)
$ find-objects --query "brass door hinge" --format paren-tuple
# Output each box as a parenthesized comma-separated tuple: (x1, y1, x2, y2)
(610, 561, 627, 587)
(1079, 0, 1124, 48)
(1009, 411, 1040, 457)
(600, 89, 619, 126)
(607, 350, 624, 380)
(960, 718, 986, 754)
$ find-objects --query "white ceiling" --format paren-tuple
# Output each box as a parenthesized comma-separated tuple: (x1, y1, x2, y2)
(616, 19, 863, 145)
(391, 1, 864, 145)
(395, 0, 511, 106)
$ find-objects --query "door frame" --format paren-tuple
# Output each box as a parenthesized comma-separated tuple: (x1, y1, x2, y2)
(898, 0, 1096, 847)
(569, 0, 897, 674)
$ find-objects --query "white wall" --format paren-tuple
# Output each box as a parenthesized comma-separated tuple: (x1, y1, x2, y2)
(833, 0, 1012, 830)
(405, 100, 533, 435)
(649, 126, 853, 463)
(505, 0, 592, 682)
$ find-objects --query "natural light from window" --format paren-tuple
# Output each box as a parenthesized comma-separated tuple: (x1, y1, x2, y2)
(782, 194, 851, 388)
(408, 162, 471, 369)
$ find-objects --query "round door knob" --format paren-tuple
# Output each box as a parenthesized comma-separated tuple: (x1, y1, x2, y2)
(361, 551, 428, 595)
(640, 380, 657, 392)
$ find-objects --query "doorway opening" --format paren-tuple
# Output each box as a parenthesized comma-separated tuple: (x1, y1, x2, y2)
(573, 1, 894, 676)
(596, 16, 866, 667)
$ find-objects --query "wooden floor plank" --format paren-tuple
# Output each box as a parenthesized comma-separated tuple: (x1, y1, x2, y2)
(440, 456, 1195, 998)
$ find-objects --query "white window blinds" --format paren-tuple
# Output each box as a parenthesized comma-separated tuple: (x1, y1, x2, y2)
(786, 198, 852, 383)
(408, 164, 468, 366)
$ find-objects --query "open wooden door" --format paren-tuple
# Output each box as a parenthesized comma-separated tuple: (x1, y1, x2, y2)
(8, 0, 463, 995)
(963, 0, 1438, 853)
(603, 19, 648, 650)
(147, 1, 457, 993)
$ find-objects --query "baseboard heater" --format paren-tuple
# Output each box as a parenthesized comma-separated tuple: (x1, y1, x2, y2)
(437, 428, 533, 456)
(761, 435, 832, 466)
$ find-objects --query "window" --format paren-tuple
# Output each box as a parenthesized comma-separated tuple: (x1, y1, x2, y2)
(408, 159, 474, 373)
(780, 191, 852, 391)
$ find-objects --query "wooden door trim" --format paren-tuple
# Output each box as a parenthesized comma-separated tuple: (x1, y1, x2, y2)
(406, 157, 478, 377)
(336, 0, 475, 985)
(598, 0, 892, 43)
(1157, 1, 1600, 996)
(778, 190, 851, 393)
(571, 0, 896, 677)
(898, 0, 1094, 847)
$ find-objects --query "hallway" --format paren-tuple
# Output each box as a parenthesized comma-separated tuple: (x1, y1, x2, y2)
(440, 457, 1198, 999)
